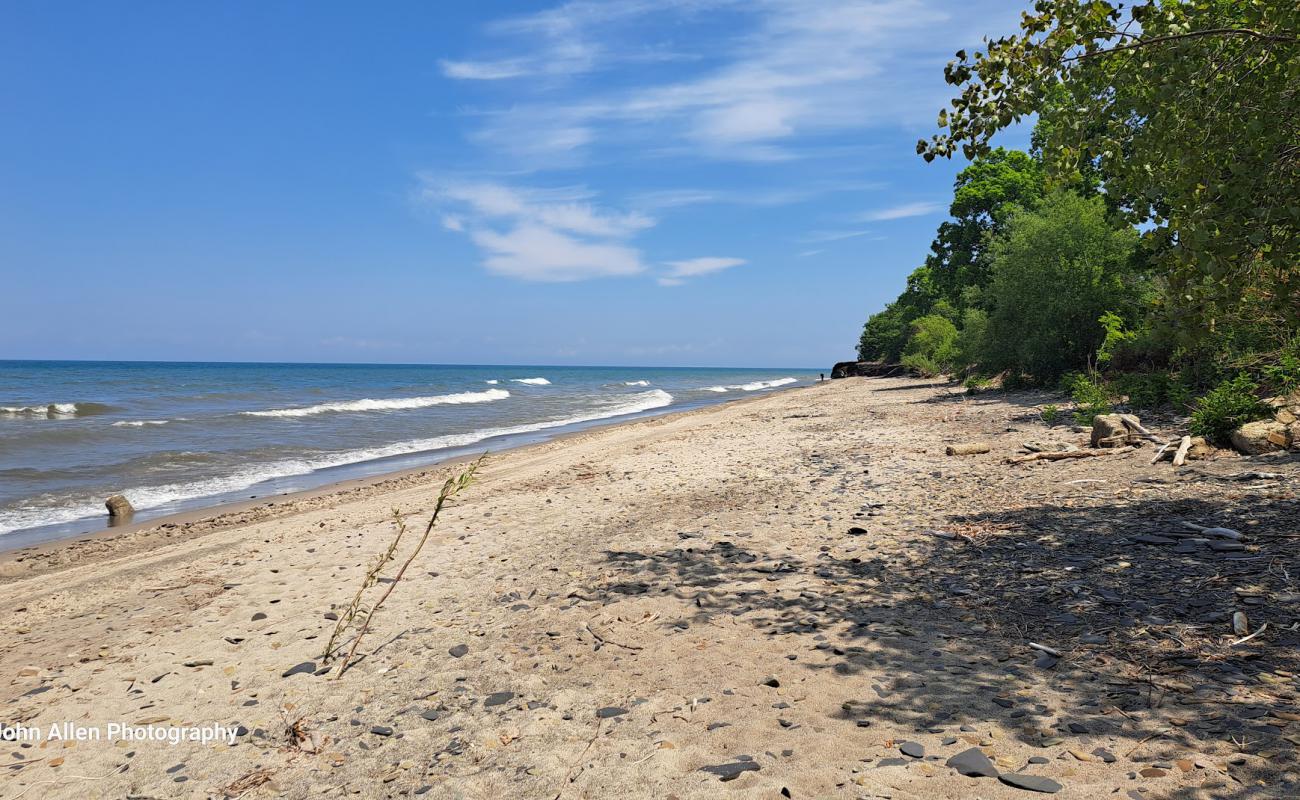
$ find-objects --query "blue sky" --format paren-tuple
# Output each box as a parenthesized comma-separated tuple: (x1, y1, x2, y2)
(1, 1, 1029, 368)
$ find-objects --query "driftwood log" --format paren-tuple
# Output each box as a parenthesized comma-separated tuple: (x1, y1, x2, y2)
(1172, 435, 1193, 467)
(1008, 445, 1135, 464)
(946, 442, 992, 456)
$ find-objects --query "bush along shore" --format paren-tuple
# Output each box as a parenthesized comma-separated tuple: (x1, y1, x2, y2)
(855, 0, 1298, 454)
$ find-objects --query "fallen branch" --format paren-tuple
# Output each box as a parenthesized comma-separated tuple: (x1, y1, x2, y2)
(585, 621, 643, 651)
(1172, 435, 1193, 467)
(1227, 621, 1268, 647)
(946, 442, 992, 456)
(1009, 446, 1134, 464)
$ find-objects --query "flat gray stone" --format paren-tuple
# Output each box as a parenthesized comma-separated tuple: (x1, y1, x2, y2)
(483, 692, 514, 708)
(700, 762, 759, 782)
(946, 747, 998, 778)
(999, 773, 1063, 793)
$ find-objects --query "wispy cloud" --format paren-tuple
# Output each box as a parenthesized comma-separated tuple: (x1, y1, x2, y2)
(439, 59, 532, 80)
(422, 179, 652, 281)
(630, 180, 885, 211)
(443, 0, 960, 163)
(425, 178, 738, 283)
(801, 229, 874, 243)
(658, 256, 746, 286)
(860, 201, 944, 221)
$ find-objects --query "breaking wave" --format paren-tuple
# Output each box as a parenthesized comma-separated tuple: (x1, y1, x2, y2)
(623, 380, 650, 386)
(511, 377, 551, 385)
(0, 389, 674, 535)
(112, 420, 170, 428)
(702, 377, 798, 393)
(0, 402, 115, 419)
(242, 388, 510, 418)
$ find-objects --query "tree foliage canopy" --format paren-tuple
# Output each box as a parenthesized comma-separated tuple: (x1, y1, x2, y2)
(982, 190, 1142, 380)
(925, 148, 1045, 305)
(918, 0, 1300, 326)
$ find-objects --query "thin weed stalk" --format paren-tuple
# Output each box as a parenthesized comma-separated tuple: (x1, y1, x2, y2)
(330, 455, 485, 678)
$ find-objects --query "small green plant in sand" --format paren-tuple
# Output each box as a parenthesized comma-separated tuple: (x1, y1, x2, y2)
(323, 455, 484, 677)
(1189, 375, 1270, 446)
(1065, 372, 1111, 425)
(1040, 404, 1059, 424)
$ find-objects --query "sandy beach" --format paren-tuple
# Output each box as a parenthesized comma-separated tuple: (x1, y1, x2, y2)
(3, 376, 1298, 799)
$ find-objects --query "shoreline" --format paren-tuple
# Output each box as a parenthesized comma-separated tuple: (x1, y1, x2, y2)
(0, 382, 813, 580)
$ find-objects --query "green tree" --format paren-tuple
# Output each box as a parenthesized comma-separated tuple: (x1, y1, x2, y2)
(857, 265, 941, 361)
(926, 148, 1046, 305)
(858, 303, 908, 361)
(981, 190, 1141, 381)
(918, 0, 1300, 328)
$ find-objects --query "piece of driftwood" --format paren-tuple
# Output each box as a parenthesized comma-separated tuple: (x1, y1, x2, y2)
(1008, 445, 1134, 464)
(946, 442, 992, 456)
(1150, 441, 1176, 464)
(1172, 435, 1193, 467)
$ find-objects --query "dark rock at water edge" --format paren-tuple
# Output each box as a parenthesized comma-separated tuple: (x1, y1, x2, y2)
(106, 494, 134, 518)
(831, 361, 903, 379)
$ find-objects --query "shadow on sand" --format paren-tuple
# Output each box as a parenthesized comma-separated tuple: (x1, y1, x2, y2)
(591, 488, 1300, 798)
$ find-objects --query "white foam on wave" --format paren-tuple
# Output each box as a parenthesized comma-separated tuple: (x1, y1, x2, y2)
(0, 389, 674, 536)
(112, 419, 170, 427)
(2, 403, 82, 418)
(243, 388, 510, 418)
(703, 377, 798, 393)
(485, 380, 499, 384)
(511, 377, 551, 385)
(623, 380, 650, 386)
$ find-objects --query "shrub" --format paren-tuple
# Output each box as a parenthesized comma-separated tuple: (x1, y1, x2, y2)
(1065, 372, 1112, 425)
(901, 314, 960, 376)
(956, 308, 990, 369)
(1040, 404, 1060, 424)
(1261, 334, 1300, 397)
(981, 190, 1141, 381)
(1189, 374, 1271, 445)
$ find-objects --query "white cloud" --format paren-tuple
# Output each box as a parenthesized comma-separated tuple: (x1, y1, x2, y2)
(801, 229, 874, 243)
(860, 201, 943, 221)
(658, 256, 746, 286)
(442, 0, 982, 163)
(439, 59, 531, 80)
(425, 178, 656, 281)
(472, 224, 645, 282)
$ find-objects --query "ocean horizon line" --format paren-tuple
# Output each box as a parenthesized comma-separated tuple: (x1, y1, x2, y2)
(0, 357, 827, 372)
